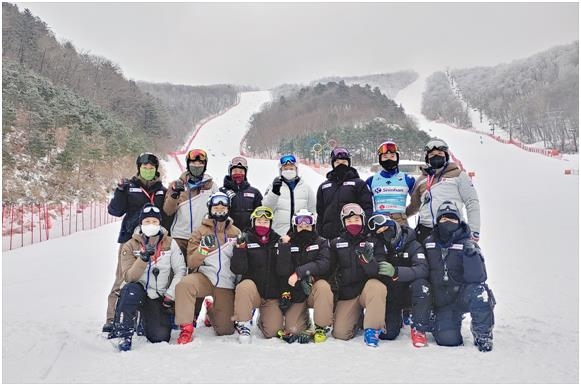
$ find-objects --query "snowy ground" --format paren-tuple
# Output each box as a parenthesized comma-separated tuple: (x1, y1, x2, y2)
(3, 80, 579, 383)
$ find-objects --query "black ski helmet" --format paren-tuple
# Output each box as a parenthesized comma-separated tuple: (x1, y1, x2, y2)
(136, 152, 159, 173)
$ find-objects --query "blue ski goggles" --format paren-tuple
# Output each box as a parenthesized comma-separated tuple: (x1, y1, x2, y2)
(279, 154, 297, 165)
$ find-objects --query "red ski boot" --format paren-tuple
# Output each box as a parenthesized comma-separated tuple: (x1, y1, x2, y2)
(203, 298, 213, 327)
(411, 328, 427, 348)
(177, 323, 195, 344)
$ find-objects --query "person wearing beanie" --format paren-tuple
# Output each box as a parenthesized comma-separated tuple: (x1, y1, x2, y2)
(263, 154, 316, 237)
(103, 152, 168, 335)
(327, 203, 387, 348)
(366, 213, 431, 348)
(316, 147, 373, 240)
(112, 203, 186, 351)
(366, 141, 415, 226)
(424, 201, 496, 352)
(219, 156, 263, 232)
(174, 192, 241, 344)
(230, 206, 285, 343)
(406, 138, 481, 243)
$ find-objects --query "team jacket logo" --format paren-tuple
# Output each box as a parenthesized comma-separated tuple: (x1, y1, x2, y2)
(244, 193, 255, 198)
(306, 244, 319, 252)
(343, 181, 356, 186)
(336, 242, 349, 248)
(322, 183, 332, 189)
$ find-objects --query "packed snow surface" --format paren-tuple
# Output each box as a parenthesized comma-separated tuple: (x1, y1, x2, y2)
(3, 80, 578, 383)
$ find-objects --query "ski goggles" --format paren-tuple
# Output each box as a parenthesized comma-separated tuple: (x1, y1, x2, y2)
(340, 203, 364, 218)
(377, 141, 398, 155)
(137, 152, 159, 167)
(331, 147, 350, 160)
(424, 139, 449, 153)
(209, 194, 230, 207)
(293, 215, 315, 226)
(279, 154, 297, 165)
(187, 149, 208, 162)
(367, 214, 395, 231)
(230, 156, 248, 169)
(142, 205, 161, 214)
(251, 206, 274, 220)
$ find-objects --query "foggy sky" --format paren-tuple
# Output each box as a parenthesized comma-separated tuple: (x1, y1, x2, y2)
(15, 2, 579, 89)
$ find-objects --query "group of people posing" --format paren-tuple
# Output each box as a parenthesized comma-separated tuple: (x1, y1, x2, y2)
(103, 138, 495, 353)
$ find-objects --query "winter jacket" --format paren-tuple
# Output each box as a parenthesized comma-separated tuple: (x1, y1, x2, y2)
(119, 227, 186, 300)
(220, 176, 263, 232)
(164, 171, 219, 240)
(424, 222, 488, 308)
(406, 162, 480, 234)
(231, 229, 283, 300)
(316, 167, 374, 240)
(186, 217, 241, 289)
(368, 225, 429, 286)
(277, 230, 331, 303)
(328, 231, 384, 301)
(263, 177, 316, 237)
(365, 168, 415, 226)
(108, 175, 167, 243)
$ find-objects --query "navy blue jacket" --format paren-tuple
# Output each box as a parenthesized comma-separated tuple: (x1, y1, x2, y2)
(231, 230, 283, 300)
(277, 230, 331, 303)
(328, 231, 384, 301)
(424, 222, 488, 307)
(316, 167, 373, 240)
(108, 176, 167, 243)
(220, 176, 263, 232)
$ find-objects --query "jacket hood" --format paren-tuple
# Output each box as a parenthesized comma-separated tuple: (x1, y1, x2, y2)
(433, 221, 472, 246)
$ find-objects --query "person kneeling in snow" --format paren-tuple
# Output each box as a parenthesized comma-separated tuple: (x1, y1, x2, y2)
(276, 209, 333, 344)
(425, 201, 495, 352)
(174, 192, 241, 344)
(114, 204, 186, 351)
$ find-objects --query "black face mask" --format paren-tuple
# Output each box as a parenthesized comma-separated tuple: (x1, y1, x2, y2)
(380, 159, 398, 171)
(381, 227, 397, 244)
(428, 155, 447, 169)
(333, 163, 349, 178)
(438, 222, 460, 242)
(293, 230, 315, 245)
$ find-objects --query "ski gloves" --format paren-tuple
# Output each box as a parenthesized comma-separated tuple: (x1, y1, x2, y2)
(378, 261, 397, 278)
(355, 242, 374, 264)
(170, 180, 185, 199)
(271, 177, 283, 196)
(198, 234, 216, 255)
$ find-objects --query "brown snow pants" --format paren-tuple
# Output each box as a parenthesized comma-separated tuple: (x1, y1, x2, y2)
(232, 279, 284, 338)
(105, 245, 124, 322)
(175, 272, 235, 335)
(284, 279, 334, 334)
(332, 279, 387, 340)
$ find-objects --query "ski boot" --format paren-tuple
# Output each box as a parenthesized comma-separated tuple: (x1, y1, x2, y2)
(363, 328, 380, 348)
(410, 328, 427, 348)
(235, 321, 252, 344)
(177, 323, 195, 344)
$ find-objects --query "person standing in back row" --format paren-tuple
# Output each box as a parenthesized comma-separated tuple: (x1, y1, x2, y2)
(103, 152, 167, 334)
(406, 138, 480, 244)
(263, 154, 316, 237)
(316, 147, 373, 240)
(366, 141, 415, 226)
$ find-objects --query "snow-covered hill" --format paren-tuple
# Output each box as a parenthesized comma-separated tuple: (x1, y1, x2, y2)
(3, 80, 578, 383)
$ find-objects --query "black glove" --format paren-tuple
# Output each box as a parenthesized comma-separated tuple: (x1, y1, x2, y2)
(140, 244, 156, 262)
(271, 177, 283, 196)
(170, 180, 185, 199)
(279, 291, 292, 314)
(300, 275, 314, 296)
(162, 296, 175, 314)
(201, 234, 216, 249)
(278, 330, 311, 344)
(224, 189, 236, 200)
(116, 177, 130, 192)
(356, 242, 375, 264)
(236, 232, 248, 247)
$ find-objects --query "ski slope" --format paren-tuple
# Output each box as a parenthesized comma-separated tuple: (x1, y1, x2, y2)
(3, 82, 579, 383)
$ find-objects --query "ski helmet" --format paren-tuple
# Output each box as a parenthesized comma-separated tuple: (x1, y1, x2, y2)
(377, 141, 400, 163)
(424, 138, 449, 163)
(228, 156, 248, 175)
(331, 147, 351, 167)
(339, 203, 365, 227)
(250, 206, 274, 228)
(292, 209, 317, 227)
(186, 149, 208, 176)
(136, 152, 159, 173)
(207, 192, 230, 222)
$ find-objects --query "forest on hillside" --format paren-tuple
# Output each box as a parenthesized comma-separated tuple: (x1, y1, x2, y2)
(244, 81, 427, 163)
(421, 71, 472, 128)
(450, 41, 578, 151)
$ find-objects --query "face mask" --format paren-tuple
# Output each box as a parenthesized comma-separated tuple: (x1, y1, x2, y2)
(231, 174, 245, 185)
(189, 165, 205, 177)
(281, 169, 297, 180)
(141, 224, 161, 237)
(428, 155, 446, 169)
(381, 227, 396, 243)
(140, 167, 156, 181)
(438, 222, 460, 242)
(334, 164, 349, 178)
(255, 225, 270, 237)
(379, 159, 398, 171)
(345, 224, 362, 236)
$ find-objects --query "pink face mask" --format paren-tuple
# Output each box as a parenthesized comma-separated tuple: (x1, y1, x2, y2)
(231, 174, 245, 185)
(345, 224, 363, 236)
(255, 225, 270, 237)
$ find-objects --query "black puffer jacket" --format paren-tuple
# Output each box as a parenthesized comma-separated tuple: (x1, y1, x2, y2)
(231, 230, 283, 300)
(277, 230, 331, 303)
(328, 231, 384, 301)
(424, 222, 488, 307)
(108, 175, 168, 243)
(316, 167, 373, 240)
(220, 176, 263, 232)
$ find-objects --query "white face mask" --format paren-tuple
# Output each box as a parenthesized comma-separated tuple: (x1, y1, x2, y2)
(141, 224, 161, 237)
(281, 169, 297, 180)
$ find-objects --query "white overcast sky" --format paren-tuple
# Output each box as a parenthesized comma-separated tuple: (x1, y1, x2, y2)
(14, 1, 580, 89)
